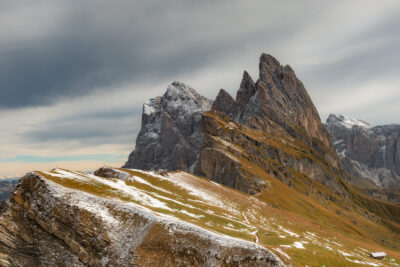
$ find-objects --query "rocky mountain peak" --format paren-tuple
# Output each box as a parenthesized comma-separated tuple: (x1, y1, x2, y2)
(326, 113, 371, 129)
(197, 54, 345, 195)
(123, 82, 212, 172)
(161, 81, 212, 121)
(211, 88, 235, 118)
(259, 53, 281, 72)
(163, 81, 209, 107)
(125, 53, 342, 194)
(326, 114, 400, 192)
(211, 54, 337, 161)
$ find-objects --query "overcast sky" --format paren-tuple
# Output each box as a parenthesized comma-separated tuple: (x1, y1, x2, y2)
(1, 0, 400, 177)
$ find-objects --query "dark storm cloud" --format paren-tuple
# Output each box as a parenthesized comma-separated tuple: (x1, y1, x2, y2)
(0, 1, 242, 108)
(302, 12, 400, 86)
(0, 0, 322, 109)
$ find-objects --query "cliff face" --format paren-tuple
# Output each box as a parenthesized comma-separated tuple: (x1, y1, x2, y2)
(326, 114, 400, 191)
(213, 54, 336, 158)
(0, 169, 284, 267)
(124, 54, 342, 196)
(123, 81, 212, 172)
(198, 54, 343, 195)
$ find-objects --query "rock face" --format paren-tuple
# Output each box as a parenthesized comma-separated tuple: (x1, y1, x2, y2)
(94, 167, 130, 180)
(197, 54, 343, 195)
(0, 170, 284, 267)
(124, 54, 343, 196)
(212, 55, 336, 157)
(123, 81, 212, 172)
(326, 114, 400, 191)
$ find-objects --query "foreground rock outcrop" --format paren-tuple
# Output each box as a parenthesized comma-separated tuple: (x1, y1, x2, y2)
(3, 167, 398, 266)
(123, 81, 212, 172)
(326, 114, 400, 195)
(0, 169, 284, 267)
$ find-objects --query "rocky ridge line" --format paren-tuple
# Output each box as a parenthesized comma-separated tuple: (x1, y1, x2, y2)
(326, 114, 400, 195)
(197, 54, 343, 194)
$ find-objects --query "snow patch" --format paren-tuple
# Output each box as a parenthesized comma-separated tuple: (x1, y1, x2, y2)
(328, 114, 371, 129)
(278, 226, 299, 237)
(293, 241, 305, 249)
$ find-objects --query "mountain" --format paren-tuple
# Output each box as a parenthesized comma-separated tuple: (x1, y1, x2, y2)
(123, 81, 212, 172)
(0, 179, 19, 203)
(1, 53, 400, 266)
(2, 167, 399, 266)
(119, 53, 400, 264)
(198, 54, 343, 195)
(326, 114, 400, 200)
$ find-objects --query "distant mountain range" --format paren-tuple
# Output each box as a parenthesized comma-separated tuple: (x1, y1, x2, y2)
(326, 114, 400, 201)
(1, 54, 399, 266)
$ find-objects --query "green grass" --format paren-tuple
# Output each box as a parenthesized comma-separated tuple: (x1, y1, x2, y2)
(35, 166, 400, 266)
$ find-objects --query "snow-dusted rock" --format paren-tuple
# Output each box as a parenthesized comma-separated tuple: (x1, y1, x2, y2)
(326, 114, 371, 129)
(326, 114, 400, 195)
(123, 81, 212, 172)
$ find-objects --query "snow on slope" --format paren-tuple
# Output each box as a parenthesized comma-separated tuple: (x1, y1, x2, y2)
(327, 114, 371, 129)
(36, 168, 398, 266)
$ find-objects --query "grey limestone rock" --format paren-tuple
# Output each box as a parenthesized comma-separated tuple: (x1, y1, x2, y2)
(326, 114, 400, 191)
(123, 81, 212, 172)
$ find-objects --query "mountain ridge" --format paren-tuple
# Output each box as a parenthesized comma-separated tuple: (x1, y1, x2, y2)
(326, 113, 400, 200)
(1, 53, 400, 266)
(123, 81, 212, 172)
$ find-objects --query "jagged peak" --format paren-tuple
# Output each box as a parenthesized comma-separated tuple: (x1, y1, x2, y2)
(241, 71, 254, 86)
(165, 81, 197, 99)
(326, 114, 371, 129)
(143, 96, 161, 115)
(163, 81, 212, 110)
(237, 71, 256, 100)
(259, 53, 281, 69)
(142, 82, 212, 117)
(214, 88, 234, 102)
(212, 89, 235, 116)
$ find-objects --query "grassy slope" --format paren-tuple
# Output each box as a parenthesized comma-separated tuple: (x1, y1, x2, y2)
(36, 168, 400, 266)
(200, 111, 400, 266)
(31, 112, 400, 266)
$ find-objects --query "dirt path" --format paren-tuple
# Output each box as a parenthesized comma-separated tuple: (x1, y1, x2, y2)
(242, 210, 259, 244)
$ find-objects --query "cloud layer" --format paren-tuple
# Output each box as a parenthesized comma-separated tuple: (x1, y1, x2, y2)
(1, 0, 400, 176)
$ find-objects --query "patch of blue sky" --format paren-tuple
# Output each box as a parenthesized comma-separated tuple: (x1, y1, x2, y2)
(0, 154, 126, 163)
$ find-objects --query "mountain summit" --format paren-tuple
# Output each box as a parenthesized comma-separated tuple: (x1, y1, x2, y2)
(125, 54, 342, 195)
(123, 81, 212, 172)
(326, 114, 371, 129)
(214, 54, 334, 152)
(326, 114, 400, 196)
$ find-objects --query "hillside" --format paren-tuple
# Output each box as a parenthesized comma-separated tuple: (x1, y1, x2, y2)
(1, 168, 399, 266)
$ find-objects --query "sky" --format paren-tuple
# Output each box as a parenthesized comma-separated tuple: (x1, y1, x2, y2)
(1, 0, 400, 177)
